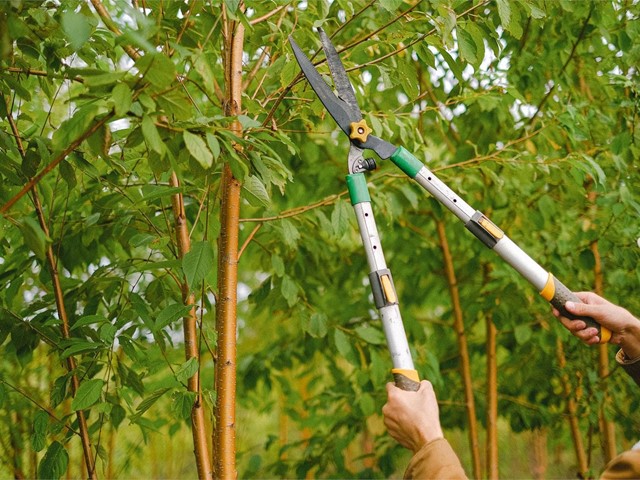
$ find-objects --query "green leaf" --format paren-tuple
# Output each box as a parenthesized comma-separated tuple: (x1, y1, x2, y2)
(334, 329, 356, 364)
(280, 219, 300, 249)
(500, 0, 523, 38)
(514, 324, 532, 345)
(175, 357, 199, 383)
(271, 255, 285, 277)
(110, 404, 126, 428)
(135, 53, 176, 89)
(141, 116, 164, 155)
(133, 387, 172, 420)
(436, 47, 463, 85)
(71, 378, 104, 411)
(71, 314, 109, 330)
(280, 59, 298, 88)
(355, 325, 385, 345)
(244, 175, 271, 207)
(182, 241, 214, 288)
(22, 148, 41, 178)
(238, 115, 261, 129)
(52, 105, 99, 151)
(61, 340, 102, 358)
(457, 26, 478, 66)
(84, 72, 126, 87)
(183, 130, 213, 168)
(155, 303, 193, 331)
(305, 312, 328, 338)
(61, 11, 92, 51)
(140, 185, 183, 202)
(157, 91, 192, 121)
(496, 0, 512, 32)
(331, 199, 352, 237)
(579, 249, 596, 270)
(358, 393, 375, 416)
(171, 391, 196, 420)
(380, 0, 403, 11)
(206, 133, 221, 160)
(39, 441, 69, 480)
(224, 0, 241, 14)
(112, 83, 132, 117)
(458, 22, 486, 69)
(50, 376, 69, 408)
(31, 410, 49, 452)
(18, 217, 51, 260)
(59, 160, 76, 189)
(281, 275, 299, 307)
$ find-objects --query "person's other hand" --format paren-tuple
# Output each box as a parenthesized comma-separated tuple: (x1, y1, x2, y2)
(553, 292, 640, 358)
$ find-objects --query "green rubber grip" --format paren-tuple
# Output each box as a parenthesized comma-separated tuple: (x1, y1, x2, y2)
(346, 173, 370, 205)
(390, 146, 423, 179)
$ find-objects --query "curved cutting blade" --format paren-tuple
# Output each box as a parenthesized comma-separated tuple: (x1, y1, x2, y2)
(289, 35, 355, 138)
(289, 33, 397, 159)
(317, 28, 362, 122)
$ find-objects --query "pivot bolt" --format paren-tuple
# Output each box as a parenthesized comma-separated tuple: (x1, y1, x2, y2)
(349, 119, 372, 143)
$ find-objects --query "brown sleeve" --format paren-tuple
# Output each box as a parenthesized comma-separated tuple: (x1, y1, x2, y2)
(600, 449, 640, 479)
(615, 349, 640, 387)
(404, 438, 468, 480)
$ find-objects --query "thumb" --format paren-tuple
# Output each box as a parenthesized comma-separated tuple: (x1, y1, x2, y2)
(566, 301, 613, 328)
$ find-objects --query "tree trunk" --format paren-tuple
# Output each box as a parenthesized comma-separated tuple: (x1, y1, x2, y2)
(586, 189, 616, 462)
(591, 240, 616, 462)
(486, 313, 499, 480)
(530, 428, 548, 480)
(214, 6, 244, 478)
(436, 220, 482, 480)
(170, 171, 213, 480)
(557, 339, 589, 477)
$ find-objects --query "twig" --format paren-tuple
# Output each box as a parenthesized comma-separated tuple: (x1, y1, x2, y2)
(249, 4, 287, 25)
(527, 3, 594, 126)
(0, 112, 114, 215)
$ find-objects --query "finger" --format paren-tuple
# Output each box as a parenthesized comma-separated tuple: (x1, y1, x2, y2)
(574, 291, 609, 306)
(565, 301, 605, 320)
(572, 327, 600, 343)
(557, 315, 587, 332)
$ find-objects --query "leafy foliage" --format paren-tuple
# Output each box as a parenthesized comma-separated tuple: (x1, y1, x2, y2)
(0, 0, 639, 478)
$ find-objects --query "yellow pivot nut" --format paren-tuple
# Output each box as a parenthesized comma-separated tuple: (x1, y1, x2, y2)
(349, 120, 372, 143)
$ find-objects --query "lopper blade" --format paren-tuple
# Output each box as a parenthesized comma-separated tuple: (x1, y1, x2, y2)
(317, 28, 362, 122)
(289, 33, 397, 159)
(289, 35, 356, 138)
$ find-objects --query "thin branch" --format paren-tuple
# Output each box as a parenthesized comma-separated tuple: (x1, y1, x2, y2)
(240, 191, 347, 223)
(0, 112, 114, 215)
(527, 3, 594, 126)
(4, 96, 97, 480)
(332, 0, 376, 37)
(88, 0, 140, 60)
(237, 223, 262, 260)
(249, 4, 287, 25)
(0, 67, 84, 83)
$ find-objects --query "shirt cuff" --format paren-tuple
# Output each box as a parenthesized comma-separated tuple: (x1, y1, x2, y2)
(615, 349, 640, 387)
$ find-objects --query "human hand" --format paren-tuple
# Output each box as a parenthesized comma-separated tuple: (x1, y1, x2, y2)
(553, 292, 640, 359)
(382, 380, 443, 453)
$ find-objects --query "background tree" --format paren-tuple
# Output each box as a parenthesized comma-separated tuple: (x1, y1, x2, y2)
(0, 0, 639, 478)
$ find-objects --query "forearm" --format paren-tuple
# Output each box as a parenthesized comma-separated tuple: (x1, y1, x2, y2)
(404, 438, 467, 480)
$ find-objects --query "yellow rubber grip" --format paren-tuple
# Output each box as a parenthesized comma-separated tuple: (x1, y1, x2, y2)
(391, 368, 420, 383)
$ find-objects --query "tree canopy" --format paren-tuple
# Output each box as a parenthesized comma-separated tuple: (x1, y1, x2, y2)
(0, 0, 639, 478)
